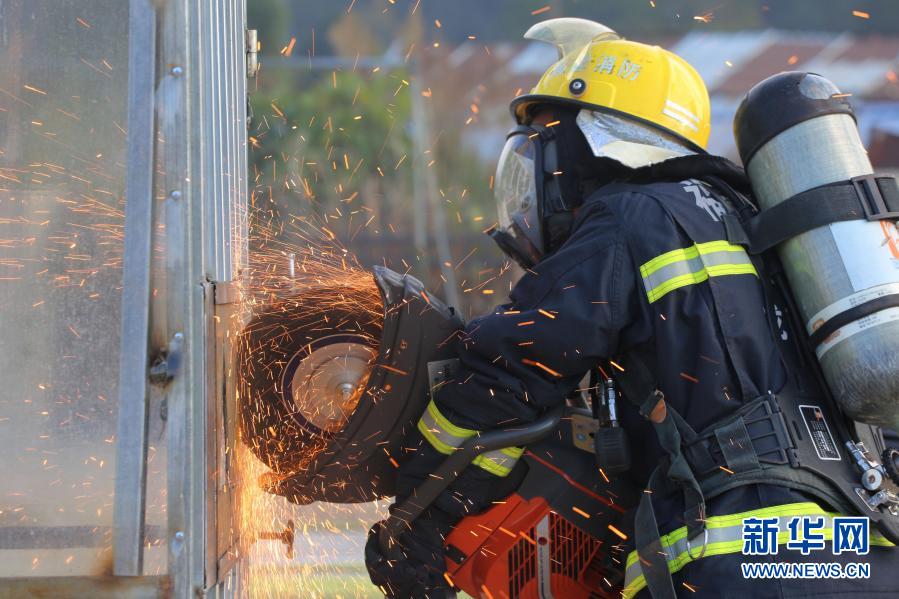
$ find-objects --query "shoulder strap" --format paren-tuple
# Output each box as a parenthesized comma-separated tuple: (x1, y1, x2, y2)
(612, 353, 706, 599)
(730, 175, 899, 255)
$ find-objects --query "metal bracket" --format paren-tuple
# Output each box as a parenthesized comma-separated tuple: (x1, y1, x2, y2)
(113, 0, 158, 576)
(213, 280, 241, 305)
(246, 29, 259, 79)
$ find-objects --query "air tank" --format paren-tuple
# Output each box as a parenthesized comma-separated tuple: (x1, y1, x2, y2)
(734, 72, 899, 428)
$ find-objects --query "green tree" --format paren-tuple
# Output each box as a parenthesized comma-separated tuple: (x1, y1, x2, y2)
(249, 68, 413, 229)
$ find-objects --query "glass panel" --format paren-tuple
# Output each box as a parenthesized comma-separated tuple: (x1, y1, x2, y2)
(0, 0, 150, 577)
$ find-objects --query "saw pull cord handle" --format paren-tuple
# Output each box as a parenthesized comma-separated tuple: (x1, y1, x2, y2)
(378, 405, 564, 554)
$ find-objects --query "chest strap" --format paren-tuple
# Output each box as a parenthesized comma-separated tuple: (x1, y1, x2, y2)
(612, 353, 706, 599)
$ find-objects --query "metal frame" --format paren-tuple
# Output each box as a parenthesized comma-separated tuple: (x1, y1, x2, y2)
(166, 0, 249, 595)
(113, 0, 159, 576)
(198, 0, 248, 283)
(4, 0, 249, 594)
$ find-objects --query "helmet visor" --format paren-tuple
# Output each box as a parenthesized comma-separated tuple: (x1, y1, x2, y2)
(493, 131, 543, 263)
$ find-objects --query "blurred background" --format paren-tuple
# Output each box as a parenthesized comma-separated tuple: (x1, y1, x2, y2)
(247, 0, 899, 323)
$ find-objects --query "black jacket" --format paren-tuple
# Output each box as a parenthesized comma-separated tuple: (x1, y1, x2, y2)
(438, 157, 784, 485)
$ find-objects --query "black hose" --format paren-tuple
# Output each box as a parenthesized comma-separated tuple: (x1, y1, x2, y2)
(378, 405, 564, 553)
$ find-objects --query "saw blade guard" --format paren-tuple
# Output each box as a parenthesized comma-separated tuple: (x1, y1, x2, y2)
(239, 266, 463, 503)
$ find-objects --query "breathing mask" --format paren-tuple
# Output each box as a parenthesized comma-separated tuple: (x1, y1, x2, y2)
(490, 108, 693, 269)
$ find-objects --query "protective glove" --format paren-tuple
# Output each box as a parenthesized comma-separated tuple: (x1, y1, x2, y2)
(364, 519, 456, 599)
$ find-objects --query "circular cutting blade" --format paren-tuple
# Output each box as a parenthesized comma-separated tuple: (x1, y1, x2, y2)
(281, 335, 375, 435)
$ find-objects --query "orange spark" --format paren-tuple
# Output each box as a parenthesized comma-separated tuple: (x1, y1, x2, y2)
(680, 372, 699, 383)
(522, 359, 562, 378)
(280, 37, 297, 56)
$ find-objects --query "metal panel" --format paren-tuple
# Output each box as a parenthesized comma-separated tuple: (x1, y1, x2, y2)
(198, 0, 247, 283)
(112, 0, 158, 577)
(162, 0, 248, 595)
(156, 0, 205, 596)
(197, 0, 248, 283)
(0, 0, 131, 582)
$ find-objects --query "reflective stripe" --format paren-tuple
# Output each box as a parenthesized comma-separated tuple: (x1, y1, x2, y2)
(622, 502, 896, 598)
(417, 400, 523, 477)
(639, 240, 757, 303)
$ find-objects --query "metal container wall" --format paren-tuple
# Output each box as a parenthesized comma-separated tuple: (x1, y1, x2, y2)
(747, 114, 899, 427)
(0, 0, 169, 577)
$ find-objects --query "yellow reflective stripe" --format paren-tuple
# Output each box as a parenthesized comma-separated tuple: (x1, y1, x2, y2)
(640, 240, 739, 277)
(705, 263, 757, 277)
(640, 240, 757, 304)
(426, 398, 477, 438)
(416, 418, 455, 455)
(622, 502, 896, 598)
(501, 446, 525, 459)
(473, 451, 515, 476)
(417, 400, 523, 477)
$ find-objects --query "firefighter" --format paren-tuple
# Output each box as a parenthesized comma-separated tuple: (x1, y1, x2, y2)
(365, 19, 897, 598)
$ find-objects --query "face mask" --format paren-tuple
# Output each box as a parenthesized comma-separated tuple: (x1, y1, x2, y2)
(489, 123, 572, 269)
(489, 109, 694, 269)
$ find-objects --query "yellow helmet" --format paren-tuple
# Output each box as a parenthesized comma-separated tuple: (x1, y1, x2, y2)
(511, 18, 711, 151)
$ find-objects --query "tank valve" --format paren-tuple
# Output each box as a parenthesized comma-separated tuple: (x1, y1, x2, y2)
(846, 441, 885, 491)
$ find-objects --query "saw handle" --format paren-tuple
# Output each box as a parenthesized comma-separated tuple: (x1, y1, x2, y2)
(379, 405, 564, 554)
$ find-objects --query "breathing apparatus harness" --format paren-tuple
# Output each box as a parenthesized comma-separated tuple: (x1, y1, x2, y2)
(600, 156, 899, 598)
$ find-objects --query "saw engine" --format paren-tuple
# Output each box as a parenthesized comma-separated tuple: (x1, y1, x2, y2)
(444, 450, 630, 599)
(237, 267, 636, 597)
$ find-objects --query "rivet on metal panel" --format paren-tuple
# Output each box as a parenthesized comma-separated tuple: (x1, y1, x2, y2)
(169, 190, 182, 201)
(171, 530, 185, 556)
(170, 65, 184, 77)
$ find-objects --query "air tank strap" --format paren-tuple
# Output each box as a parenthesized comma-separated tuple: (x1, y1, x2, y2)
(726, 174, 899, 255)
(717, 174, 899, 350)
(808, 292, 899, 348)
